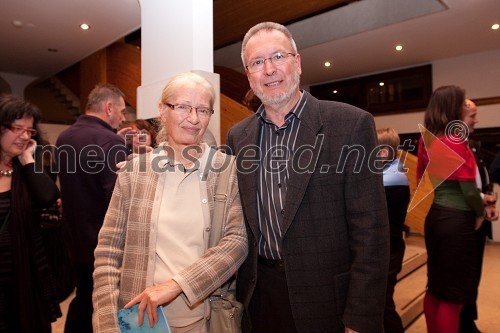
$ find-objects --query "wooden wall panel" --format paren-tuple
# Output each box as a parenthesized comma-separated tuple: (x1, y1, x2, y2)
(215, 65, 250, 105)
(401, 150, 433, 235)
(220, 93, 254, 145)
(79, 49, 107, 110)
(106, 42, 141, 109)
(214, 0, 357, 48)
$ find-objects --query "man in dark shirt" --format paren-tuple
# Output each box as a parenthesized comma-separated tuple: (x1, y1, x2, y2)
(56, 83, 128, 333)
(490, 153, 500, 184)
(460, 99, 499, 333)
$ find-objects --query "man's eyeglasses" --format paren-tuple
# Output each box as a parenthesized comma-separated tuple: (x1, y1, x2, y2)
(165, 103, 214, 119)
(246, 52, 296, 73)
(6, 125, 37, 137)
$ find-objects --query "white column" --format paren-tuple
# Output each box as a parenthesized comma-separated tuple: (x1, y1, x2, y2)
(137, 0, 220, 144)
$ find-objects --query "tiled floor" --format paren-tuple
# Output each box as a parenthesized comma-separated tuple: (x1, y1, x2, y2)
(52, 239, 500, 333)
(406, 239, 500, 333)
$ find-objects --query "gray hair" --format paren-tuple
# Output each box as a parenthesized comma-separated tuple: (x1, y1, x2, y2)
(160, 72, 216, 109)
(241, 22, 298, 67)
(86, 83, 125, 112)
(156, 72, 216, 143)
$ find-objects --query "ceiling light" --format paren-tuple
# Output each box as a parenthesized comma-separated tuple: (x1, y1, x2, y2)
(80, 23, 90, 30)
(333, 90, 338, 94)
(395, 45, 403, 51)
(492, 24, 500, 30)
(11, 20, 23, 28)
(324, 61, 331, 67)
(379, 82, 385, 87)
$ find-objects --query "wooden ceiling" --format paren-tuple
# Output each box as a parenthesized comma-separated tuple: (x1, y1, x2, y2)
(125, 1, 358, 50)
(213, 0, 358, 49)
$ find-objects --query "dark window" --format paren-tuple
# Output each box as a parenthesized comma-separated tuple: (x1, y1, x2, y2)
(310, 64, 432, 114)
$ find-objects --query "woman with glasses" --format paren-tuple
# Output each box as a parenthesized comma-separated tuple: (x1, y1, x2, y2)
(93, 72, 247, 332)
(0, 95, 61, 332)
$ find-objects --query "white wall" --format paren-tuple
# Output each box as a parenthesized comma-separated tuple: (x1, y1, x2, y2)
(38, 123, 69, 145)
(374, 48, 500, 134)
(0, 72, 38, 97)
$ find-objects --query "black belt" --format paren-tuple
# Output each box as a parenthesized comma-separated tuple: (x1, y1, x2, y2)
(258, 256, 285, 271)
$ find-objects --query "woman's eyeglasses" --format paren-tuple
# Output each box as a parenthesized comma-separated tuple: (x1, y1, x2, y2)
(6, 125, 38, 137)
(164, 103, 214, 118)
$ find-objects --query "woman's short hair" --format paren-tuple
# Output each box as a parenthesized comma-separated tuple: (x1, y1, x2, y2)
(160, 72, 216, 108)
(424, 85, 466, 135)
(0, 94, 41, 132)
(156, 73, 215, 143)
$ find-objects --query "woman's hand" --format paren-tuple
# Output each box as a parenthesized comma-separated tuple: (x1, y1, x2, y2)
(124, 279, 182, 327)
(17, 139, 36, 166)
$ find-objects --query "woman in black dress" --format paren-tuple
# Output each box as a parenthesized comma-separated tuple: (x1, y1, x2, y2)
(0, 95, 61, 332)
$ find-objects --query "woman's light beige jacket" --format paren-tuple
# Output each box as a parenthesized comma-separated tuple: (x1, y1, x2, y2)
(92, 147, 248, 332)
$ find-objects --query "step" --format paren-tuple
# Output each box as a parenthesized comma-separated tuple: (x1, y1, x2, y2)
(394, 262, 427, 328)
(393, 234, 427, 328)
(398, 243, 427, 280)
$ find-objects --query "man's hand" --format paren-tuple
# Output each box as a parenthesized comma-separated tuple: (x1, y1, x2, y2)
(485, 205, 499, 221)
(117, 126, 134, 138)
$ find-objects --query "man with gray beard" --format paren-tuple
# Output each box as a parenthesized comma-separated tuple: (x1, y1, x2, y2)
(227, 22, 389, 333)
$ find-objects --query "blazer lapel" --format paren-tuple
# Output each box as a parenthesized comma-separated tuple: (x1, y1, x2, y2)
(282, 94, 323, 235)
(234, 117, 261, 238)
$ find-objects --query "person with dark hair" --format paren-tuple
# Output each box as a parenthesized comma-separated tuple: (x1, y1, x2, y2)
(376, 128, 410, 333)
(0, 94, 61, 332)
(56, 83, 128, 333)
(120, 119, 157, 154)
(227, 22, 389, 333)
(417, 86, 497, 333)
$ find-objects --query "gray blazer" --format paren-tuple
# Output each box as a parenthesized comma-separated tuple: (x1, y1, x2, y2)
(227, 91, 390, 333)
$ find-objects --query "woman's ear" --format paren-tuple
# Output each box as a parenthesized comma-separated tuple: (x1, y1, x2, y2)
(380, 147, 389, 159)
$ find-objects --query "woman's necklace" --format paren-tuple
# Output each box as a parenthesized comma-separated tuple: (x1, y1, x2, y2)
(0, 161, 13, 177)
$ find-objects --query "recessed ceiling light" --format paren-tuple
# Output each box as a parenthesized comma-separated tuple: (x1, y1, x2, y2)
(80, 23, 90, 30)
(332, 90, 338, 94)
(395, 45, 403, 51)
(492, 24, 500, 30)
(324, 61, 331, 67)
(11, 20, 23, 28)
(379, 82, 385, 87)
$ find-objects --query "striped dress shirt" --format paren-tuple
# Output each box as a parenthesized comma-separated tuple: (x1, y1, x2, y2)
(256, 92, 307, 259)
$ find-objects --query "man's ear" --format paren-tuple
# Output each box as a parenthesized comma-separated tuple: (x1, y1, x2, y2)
(105, 101, 113, 115)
